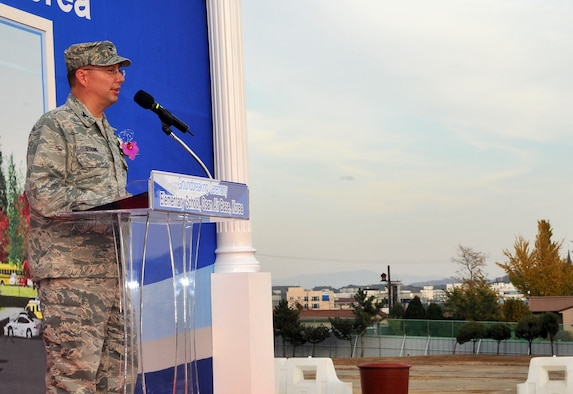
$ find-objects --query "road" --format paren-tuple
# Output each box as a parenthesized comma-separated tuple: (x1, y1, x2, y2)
(0, 335, 46, 393)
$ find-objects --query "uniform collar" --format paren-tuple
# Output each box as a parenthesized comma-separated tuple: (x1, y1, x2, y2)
(66, 93, 107, 128)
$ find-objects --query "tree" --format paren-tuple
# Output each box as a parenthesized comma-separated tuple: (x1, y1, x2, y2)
(444, 277, 500, 321)
(497, 220, 573, 296)
(303, 325, 331, 357)
(352, 288, 383, 357)
(285, 325, 306, 356)
(329, 317, 356, 357)
(16, 193, 29, 262)
(539, 312, 560, 356)
(426, 303, 444, 320)
(487, 323, 512, 355)
(446, 245, 500, 321)
(0, 210, 8, 262)
(389, 302, 405, 318)
(452, 244, 488, 283)
(5, 154, 25, 265)
(0, 150, 8, 262)
(500, 299, 530, 322)
(0, 150, 8, 211)
(403, 296, 426, 319)
(515, 315, 542, 355)
(456, 321, 487, 354)
(403, 296, 427, 336)
(273, 299, 302, 357)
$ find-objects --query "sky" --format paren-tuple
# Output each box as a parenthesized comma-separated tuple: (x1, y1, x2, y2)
(241, 1, 573, 286)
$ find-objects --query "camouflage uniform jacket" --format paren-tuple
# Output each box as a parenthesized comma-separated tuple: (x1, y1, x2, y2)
(25, 94, 128, 281)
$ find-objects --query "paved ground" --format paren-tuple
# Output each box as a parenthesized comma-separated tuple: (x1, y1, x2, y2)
(333, 355, 534, 394)
(0, 336, 539, 394)
(0, 335, 46, 394)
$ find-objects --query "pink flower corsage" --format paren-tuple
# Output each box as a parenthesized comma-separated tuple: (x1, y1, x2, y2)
(116, 129, 139, 160)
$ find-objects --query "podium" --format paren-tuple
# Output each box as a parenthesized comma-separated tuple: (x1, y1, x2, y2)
(59, 171, 249, 393)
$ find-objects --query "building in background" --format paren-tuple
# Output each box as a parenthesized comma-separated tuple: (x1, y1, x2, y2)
(286, 287, 335, 310)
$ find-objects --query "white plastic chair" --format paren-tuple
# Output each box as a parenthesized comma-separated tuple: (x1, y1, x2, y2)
(517, 356, 573, 394)
(275, 357, 352, 394)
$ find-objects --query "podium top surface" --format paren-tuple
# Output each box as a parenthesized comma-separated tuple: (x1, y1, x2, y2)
(57, 171, 249, 222)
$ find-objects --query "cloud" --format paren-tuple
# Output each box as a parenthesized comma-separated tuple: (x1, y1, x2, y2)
(243, 1, 573, 282)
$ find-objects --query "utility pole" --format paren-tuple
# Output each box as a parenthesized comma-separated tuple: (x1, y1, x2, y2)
(380, 265, 392, 311)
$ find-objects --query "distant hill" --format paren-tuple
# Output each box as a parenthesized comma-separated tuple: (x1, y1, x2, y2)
(409, 278, 452, 288)
(271, 269, 446, 290)
(272, 269, 510, 291)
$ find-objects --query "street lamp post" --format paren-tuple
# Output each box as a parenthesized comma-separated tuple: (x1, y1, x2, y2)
(380, 265, 392, 311)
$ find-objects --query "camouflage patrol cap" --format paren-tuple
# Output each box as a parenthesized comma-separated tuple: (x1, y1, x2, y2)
(64, 41, 131, 72)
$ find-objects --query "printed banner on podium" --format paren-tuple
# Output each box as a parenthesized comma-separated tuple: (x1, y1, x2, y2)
(149, 170, 249, 219)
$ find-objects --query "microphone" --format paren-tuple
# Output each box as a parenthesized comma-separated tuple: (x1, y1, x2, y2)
(133, 90, 190, 133)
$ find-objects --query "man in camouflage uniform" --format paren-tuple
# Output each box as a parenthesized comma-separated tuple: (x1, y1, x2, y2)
(25, 41, 134, 393)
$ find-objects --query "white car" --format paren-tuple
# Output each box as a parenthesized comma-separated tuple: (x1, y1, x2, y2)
(3, 312, 42, 339)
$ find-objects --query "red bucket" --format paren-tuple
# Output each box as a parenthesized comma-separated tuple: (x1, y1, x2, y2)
(358, 362, 411, 394)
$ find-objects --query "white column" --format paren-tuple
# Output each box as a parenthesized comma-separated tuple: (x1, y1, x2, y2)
(206, 1, 275, 394)
(207, 0, 258, 274)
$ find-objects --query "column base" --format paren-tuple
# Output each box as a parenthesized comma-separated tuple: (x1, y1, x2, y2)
(211, 271, 275, 394)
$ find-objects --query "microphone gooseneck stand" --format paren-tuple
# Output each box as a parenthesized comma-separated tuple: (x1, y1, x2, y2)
(161, 121, 213, 179)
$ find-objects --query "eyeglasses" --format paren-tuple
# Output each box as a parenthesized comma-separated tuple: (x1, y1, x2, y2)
(82, 67, 126, 78)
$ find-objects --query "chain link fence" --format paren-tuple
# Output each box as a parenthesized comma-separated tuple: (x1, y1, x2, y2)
(274, 319, 573, 358)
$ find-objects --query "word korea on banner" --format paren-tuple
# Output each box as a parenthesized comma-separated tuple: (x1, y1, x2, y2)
(32, 0, 91, 20)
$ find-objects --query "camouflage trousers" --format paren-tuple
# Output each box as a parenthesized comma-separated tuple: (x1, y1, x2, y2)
(38, 277, 137, 394)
